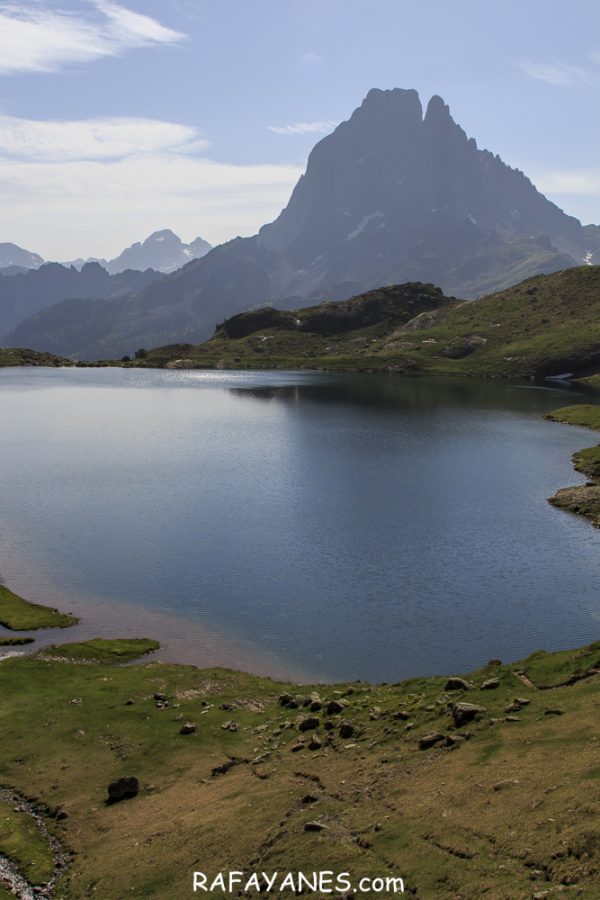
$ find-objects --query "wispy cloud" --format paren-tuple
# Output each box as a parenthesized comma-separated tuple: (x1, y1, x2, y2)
(0, 115, 207, 161)
(517, 58, 595, 87)
(298, 52, 325, 69)
(0, 111, 303, 258)
(0, 1, 185, 75)
(268, 120, 338, 136)
(533, 167, 600, 196)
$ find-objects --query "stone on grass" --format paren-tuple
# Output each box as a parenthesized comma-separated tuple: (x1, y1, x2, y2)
(179, 722, 197, 735)
(451, 702, 486, 727)
(339, 721, 355, 739)
(445, 677, 473, 691)
(298, 716, 320, 732)
(107, 776, 139, 803)
(419, 732, 446, 750)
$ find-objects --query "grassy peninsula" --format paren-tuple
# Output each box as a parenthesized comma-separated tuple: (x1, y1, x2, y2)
(132, 265, 600, 381)
(0, 348, 72, 368)
(546, 405, 600, 527)
(0, 584, 78, 630)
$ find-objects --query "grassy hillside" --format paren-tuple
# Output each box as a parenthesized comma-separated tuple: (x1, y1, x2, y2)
(0, 347, 72, 367)
(137, 266, 600, 380)
(3, 632, 600, 898)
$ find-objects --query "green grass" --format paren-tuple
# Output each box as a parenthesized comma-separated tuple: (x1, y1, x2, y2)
(0, 799, 55, 884)
(546, 404, 600, 527)
(0, 636, 34, 646)
(520, 642, 600, 687)
(134, 265, 600, 381)
(2, 637, 600, 897)
(573, 445, 600, 479)
(546, 404, 600, 430)
(0, 585, 78, 631)
(0, 348, 71, 367)
(41, 638, 160, 663)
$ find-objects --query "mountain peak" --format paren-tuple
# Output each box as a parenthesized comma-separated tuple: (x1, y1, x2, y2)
(354, 86, 423, 125)
(145, 230, 180, 244)
(424, 94, 451, 122)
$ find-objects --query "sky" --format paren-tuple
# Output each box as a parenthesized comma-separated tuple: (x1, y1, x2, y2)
(2, 0, 600, 261)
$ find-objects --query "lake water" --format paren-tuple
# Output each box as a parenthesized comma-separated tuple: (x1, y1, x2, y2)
(1, 367, 600, 683)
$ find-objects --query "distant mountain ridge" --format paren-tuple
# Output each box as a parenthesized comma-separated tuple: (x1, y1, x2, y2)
(0, 262, 162, 338)
(7, 87, 600, 359)
(0, 243, 44, 271)
(0, 230, 212, 277)
(65, 230, 212, 275)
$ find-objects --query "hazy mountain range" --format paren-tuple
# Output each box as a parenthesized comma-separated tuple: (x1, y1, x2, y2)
(3, 88, 600, 359)
(63, 230, 212, 275)
(0, 230, 211, 277)
(0, 263, 163, 337)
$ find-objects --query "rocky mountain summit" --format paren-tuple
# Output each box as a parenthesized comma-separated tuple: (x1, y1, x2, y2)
(7, 87, 600, 359)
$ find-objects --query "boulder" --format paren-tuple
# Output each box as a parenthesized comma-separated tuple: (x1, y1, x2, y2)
(451, 702, 486, 727)
(339, 721, 355, 739)
(304, 821, 328, 832)
(221, 720, 239, 732)
(326, 699, 347, 715)
(179, 722, 197, 735)
(298, 716, 320, 732)
(481, 677, 500, 690)
(107, 776, 139, 803)
(419, 732, 446, 750)
(445, 677, 473, 691)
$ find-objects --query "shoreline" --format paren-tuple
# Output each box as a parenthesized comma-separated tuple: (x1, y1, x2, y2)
(0, 538, 317, 683)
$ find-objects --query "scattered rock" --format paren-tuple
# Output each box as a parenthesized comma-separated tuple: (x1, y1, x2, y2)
(107, 776, 139, 803)
(505, 703, 522, 713)
(324, 720, 335, 731)
(505, 716, 520, 722)
(211, 757, 245, 777)
(451, 702, 486, 727)
(304, 821, 328, 832)
(339, 721, 355, 739)
(493, 780, 520, 791)
(310, 701, 323, 712)
(153, 692, 167, 702)
(326, 699, 347, 715)
(369, 706, 382, 720)
(221, 720, 239, 732)
(179, 722, 197, 735)
(514, 697, 531, 706)
(544, 708, 565, 716)
(445, 677, 473, 691)
(308, 736, 323, 751)
(445, 734, 466, 748)
(394, 710, 410, 720)
(125, 698, 135, 705)
(302, 794, 319, 804)
(419, 732, 446, 750)
(220, 702, 236, 711)
(481, 677, 500, 690)
(278, 693, 293, 706)
(298, 716, 320, 732)
(291, 742, 305, 753)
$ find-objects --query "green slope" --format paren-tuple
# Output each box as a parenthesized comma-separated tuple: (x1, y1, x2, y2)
(138, 265, 600, 379)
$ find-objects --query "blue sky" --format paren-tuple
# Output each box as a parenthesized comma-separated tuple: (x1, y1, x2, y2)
(1, 0, 599, 260)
